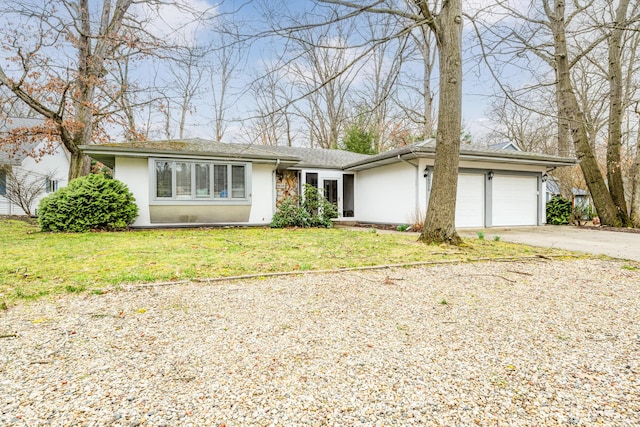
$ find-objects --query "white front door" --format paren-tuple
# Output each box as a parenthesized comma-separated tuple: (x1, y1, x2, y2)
(321, 176, 342, 218)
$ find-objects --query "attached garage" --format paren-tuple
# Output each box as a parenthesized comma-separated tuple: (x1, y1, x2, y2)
(491, 174, 539, 226)
(455, 173, 485, 228)
(345, 140, 575, 229)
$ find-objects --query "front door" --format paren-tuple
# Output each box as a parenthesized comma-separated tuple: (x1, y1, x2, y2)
(321, 177, 341, 217)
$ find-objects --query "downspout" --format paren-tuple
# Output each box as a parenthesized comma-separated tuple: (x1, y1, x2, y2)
(397, 154, 420, 218)
(273, 159, 280, 216)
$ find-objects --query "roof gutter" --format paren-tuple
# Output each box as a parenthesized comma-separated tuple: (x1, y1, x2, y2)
(458, 154, 576, 167)
(80, 146, 299, 165)
(345, 148, 576, 171)
(345, 151, 418, 171)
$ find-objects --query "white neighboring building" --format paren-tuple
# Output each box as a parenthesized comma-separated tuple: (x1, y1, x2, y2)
(0, 118, 70, 216)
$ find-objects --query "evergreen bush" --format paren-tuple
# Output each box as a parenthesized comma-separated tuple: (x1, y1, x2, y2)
(38, 174, 138, 232)
(271, 184, 338, 228)
(546, 196, 572, 225)
(269, 197, 311, 228)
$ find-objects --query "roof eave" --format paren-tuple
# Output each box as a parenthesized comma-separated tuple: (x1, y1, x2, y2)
(345, 149, 577, 171)
(80, 145, 300, 165)
(458, 153, 577, 167)
(344, 150, 422, 171)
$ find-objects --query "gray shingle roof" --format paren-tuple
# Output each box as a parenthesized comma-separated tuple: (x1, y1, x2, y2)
(81, 139, 301, 168)
(92, 138, 296, 159)
(82, 137, 577, 171)
(248, 144, 370, 168)
(81, 138, 370, 169)
(488, 141, 521, 151)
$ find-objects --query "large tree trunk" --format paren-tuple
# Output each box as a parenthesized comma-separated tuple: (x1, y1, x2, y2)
(418, 24, 435, 140)
(606, 0, 632, 226)
(555, 84, 571, 157)
(630, 129, 640, 227)
(68, 151, 92, 181)
(419, 0, 462, 245)
(549, 0, 621, 227)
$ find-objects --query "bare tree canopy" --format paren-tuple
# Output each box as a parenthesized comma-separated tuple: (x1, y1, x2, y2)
(278, 0, 464, 243)
(475, 0, 640, 227)
(0, 0, 217, 180)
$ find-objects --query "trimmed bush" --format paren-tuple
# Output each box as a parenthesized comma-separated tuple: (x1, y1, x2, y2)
(38, 174, 138, 232)
(271, 184, 338, 228)
(546, 196, 572, 225)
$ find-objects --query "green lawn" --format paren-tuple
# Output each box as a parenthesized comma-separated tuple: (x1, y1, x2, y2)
(0, 219, 573, 304)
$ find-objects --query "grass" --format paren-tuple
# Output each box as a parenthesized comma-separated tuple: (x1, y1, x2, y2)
(0, 219, 575, 304)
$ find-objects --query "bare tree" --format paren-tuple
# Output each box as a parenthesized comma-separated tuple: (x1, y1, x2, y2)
(351, 13, 407, 152)
(286, 22, 360, 149)
(0, 0, 216, 180)
(546, 0, 621, 226)
(631, 120, 640, 226)
(153, 45, 208, 140)
(476, 0, 634, 227)
(209, 24, 245, 142)
(604, 0, 635, 225)
(248, 66, 294, 146)
(2, 167, 55, 216)
(484, 92, 557, 154)
(394, 23, 438, 142)
(287, 0, 462, 243)
(412, 0, 464, 245)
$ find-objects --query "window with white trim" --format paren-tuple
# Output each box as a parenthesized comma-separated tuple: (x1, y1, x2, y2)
(153, 159, 249, 200)
(45, 177, 58, 193)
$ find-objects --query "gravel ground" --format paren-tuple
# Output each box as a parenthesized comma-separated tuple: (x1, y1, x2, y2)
(1, 258, 639, 426)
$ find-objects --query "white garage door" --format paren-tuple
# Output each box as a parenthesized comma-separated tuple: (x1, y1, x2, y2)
(455, 174, 485, 228)
(492, 175, 538, 226)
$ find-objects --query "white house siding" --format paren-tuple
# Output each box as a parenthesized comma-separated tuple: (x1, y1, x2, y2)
(114, 158, 277, 227)
(0, 195, 16, 215)
(0, 170, 32, 216)
(113, 157, 150, 226)
(0, 142, 69, 216)
(355, 159, 545, 228)
(355, 162, 417, 224)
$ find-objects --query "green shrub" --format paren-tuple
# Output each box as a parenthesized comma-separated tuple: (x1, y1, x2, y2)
(38, 174, 138, 232)
(302, 184, 338, 227)
(270, 197, 311, 228)
(572, 203, 594, 221)
(271, 184, 338, 228)
(546, 196, 572, 225)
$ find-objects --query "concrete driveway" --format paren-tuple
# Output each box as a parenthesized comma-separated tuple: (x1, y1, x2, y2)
(458, 225, 640, 261)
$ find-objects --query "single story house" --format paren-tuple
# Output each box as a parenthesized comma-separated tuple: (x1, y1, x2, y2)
(80, 138, 576, 228)
(0, 118, 69, 216)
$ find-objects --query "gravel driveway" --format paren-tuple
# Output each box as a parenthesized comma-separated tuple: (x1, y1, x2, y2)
(1, 259, 639, 426)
